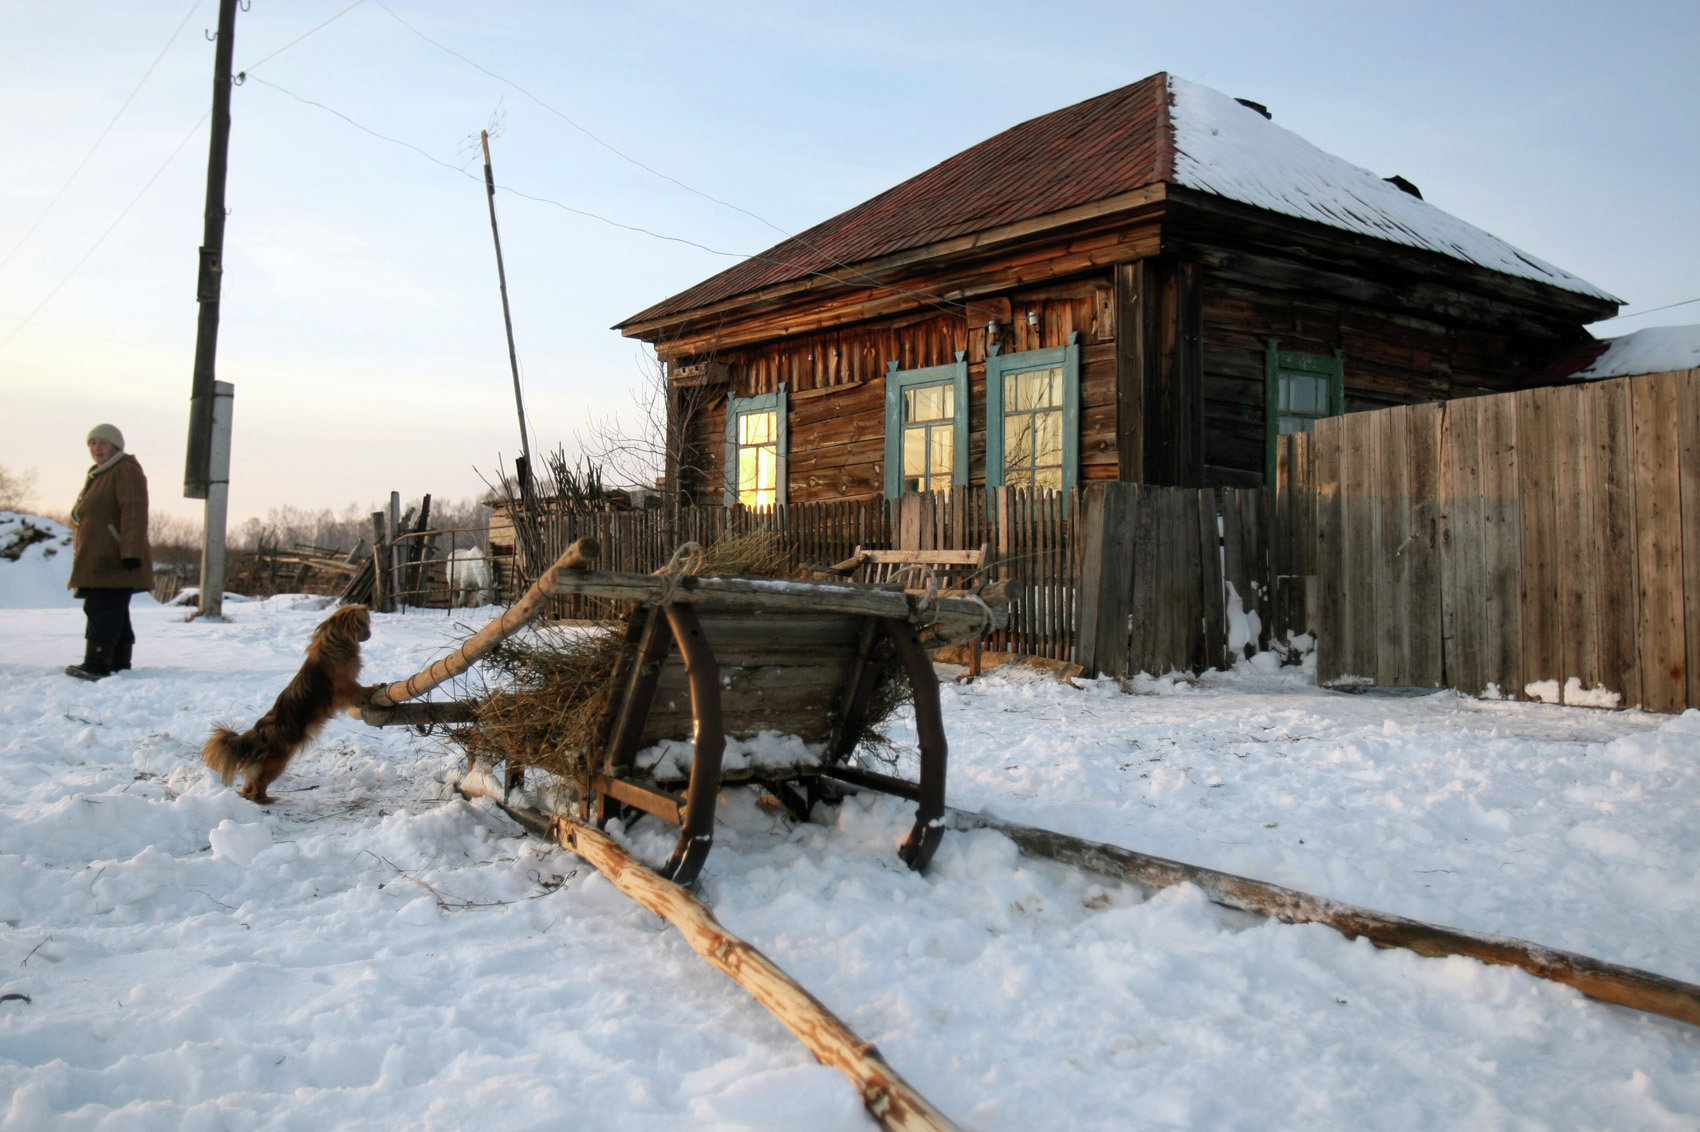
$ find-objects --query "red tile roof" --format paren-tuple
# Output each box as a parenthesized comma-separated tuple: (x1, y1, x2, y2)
(620, 73, 1172, 327)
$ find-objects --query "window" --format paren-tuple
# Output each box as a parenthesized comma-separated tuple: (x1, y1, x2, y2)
(725, 384, 787, 507)
(1264, 341, 1343, 483)
(884, 353, 968, 499)
(985, 334, 1081, 497)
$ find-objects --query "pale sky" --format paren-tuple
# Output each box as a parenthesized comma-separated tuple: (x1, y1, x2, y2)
(3, 0, 1696, 526)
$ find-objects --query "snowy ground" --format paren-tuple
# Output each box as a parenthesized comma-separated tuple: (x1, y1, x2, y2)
(3, 518, 1698, 1130)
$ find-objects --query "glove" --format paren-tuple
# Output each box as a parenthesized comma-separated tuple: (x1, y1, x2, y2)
(122, 557, 142, 570)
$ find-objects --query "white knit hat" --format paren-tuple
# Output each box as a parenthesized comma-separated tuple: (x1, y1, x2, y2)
(87, 423, 125, 450)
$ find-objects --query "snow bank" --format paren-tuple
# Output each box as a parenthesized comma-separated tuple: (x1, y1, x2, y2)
(0, 512, 76, 609)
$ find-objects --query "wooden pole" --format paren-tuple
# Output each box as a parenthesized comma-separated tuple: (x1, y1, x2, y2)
(185, 0, 239, 500)
(481, 130, 532, 476)
(362, 537, 600, 713)
(947, 808, 1700, 1029)
(552, 816, 962, 1132)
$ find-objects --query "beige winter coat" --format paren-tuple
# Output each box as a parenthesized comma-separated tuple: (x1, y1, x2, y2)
(68, 453, 154, 593)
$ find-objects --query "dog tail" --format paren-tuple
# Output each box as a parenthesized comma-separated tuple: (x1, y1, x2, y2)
(202, 726, 262, 784)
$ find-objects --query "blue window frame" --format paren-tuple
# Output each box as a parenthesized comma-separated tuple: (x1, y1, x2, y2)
(725, 383, 787, 508)
(883, 352, 968, 499)
(985, 334, 1081, 498)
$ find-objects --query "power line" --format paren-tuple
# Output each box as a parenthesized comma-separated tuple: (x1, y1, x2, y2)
(1599, 295, 1700, 323)
(0, 0, 203, 276)
(375, 0, 785, 242)
(246, 76, 998, 323)
(0, 112, 211, 351)
(237, 0, 368, 76)
(369, 0, 997, 322)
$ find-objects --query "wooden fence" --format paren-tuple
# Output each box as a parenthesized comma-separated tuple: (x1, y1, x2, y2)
(1074, 483, 1273, 678)
(510, 487, 1077, 659)
(1283, 369, 1700, 712)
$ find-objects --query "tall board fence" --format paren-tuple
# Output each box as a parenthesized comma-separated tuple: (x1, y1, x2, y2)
(1074, 483, 1274, 678)
(1283, 369, 1700, 712)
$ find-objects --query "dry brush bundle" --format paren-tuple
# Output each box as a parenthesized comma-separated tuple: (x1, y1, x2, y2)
(454, 530, 912, 785)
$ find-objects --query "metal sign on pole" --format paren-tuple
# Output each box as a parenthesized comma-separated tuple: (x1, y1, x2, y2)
(198, 382, 235, 621)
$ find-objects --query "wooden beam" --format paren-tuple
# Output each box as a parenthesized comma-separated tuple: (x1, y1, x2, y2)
(364, 537, 600, 712)
(552, 817, 964, 1132)
(946, 808, 1700, 1030)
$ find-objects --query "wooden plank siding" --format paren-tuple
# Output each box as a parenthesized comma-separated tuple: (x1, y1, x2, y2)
(1289, 371, 1700, 711)
(1192, 247, 1596, 488)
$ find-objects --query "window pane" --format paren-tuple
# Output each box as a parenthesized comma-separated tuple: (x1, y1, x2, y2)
(1034, 410, 1062, 466)
(739, 409, 775, 446)
(1034, 466, 1064, 490)
(904, 382, 954, 424)
(931, 429, 954, 489)
(903, 427, 927, 479)
(1005, 415, 1033, 470)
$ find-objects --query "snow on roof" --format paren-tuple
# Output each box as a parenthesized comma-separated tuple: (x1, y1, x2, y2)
(1168, 77, 1621, 303)
(1574, 324, 1700, 378)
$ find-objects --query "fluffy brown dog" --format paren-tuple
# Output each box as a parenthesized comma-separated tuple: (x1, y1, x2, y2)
(202, 604, 374, 803)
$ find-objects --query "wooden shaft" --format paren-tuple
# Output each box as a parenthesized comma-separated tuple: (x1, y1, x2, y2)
(947, 808, 1700, 1030)
(552, 817, 963, 1132)
(363, 537, 599, 712)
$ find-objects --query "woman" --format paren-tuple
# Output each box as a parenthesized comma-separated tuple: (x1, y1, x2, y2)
(66, 424, 153, 680)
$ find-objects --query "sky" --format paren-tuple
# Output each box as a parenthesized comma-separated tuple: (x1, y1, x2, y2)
(2, 0, 1697, 527)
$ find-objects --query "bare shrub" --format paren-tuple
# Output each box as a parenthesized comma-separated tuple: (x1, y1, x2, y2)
(0, 464, 38, 512)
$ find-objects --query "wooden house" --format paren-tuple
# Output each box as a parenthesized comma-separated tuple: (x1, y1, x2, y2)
(617, 72, 1620, 507)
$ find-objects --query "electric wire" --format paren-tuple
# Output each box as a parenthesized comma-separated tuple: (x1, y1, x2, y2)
(0, 112, 212, 351)
(370, 0, 998, 323)
(0, 1, 369, 350)
(237, 0, 368, 76)
(246, 76, 1000, 323)
(1599, 295, 1700, 322)
(0, 0, 203, 276)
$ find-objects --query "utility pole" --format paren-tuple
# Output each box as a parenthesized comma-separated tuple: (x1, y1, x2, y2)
(184, 0, 238, 618)
(480, 130, 534, 487)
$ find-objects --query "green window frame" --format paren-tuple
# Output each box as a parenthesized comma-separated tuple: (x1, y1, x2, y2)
(883, 352, 968, 500)
(1264, 340, 1344, 484)
(985, 333, 1081, 502)
(725, 383, 787, 508)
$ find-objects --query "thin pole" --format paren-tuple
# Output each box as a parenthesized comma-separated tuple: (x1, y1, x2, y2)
(480, 130, 532, 474)
(185, 0, 238, 501)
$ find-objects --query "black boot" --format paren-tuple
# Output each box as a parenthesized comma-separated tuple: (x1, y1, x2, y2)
(65, 641, 116, 681)
(112, 638, 133, 671)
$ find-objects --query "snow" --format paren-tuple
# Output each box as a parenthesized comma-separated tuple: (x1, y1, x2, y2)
(0, 514, 76, 610)
(1168, 78, 1621, 303)
(1575, 324, 1700, 379)
(3, 525, 1698, 1129)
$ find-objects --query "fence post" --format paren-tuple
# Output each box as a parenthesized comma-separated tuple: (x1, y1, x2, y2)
(370, 512, 389, 613)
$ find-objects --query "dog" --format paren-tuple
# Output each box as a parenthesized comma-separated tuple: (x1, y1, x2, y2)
(202, 604, 374, 803)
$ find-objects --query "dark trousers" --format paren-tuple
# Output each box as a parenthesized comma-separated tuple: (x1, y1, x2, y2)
(82, 588, 135, 646)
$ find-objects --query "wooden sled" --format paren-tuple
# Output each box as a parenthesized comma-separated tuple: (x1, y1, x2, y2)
(361, 540, 1007, 888)
(548, 567, 1007, 886)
